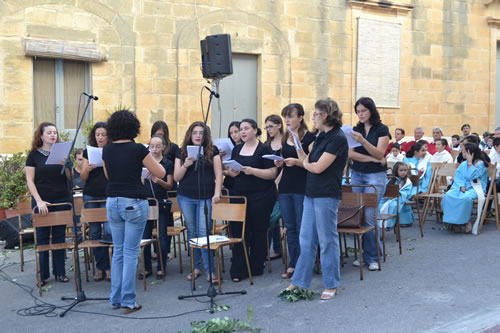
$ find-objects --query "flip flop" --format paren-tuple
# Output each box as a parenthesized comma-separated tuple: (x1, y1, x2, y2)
(55, 275, 70, 283)
(281, 270, 294, 279)
(122, 304, 142, 314)
(186, 271, 201, 281)
(320, 290, 337, 300)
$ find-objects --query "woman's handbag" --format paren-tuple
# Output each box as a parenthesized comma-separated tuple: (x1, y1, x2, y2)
(337, 205, 364, 228)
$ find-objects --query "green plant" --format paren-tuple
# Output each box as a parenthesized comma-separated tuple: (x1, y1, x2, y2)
(184, 305, 261, 333)
(279, 288, 317, 302)
(0, 152, 29, 209)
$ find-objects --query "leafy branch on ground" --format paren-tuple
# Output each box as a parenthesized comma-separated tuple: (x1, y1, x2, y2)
(183, 305, 261, 333)
(279, 288, 317, 302)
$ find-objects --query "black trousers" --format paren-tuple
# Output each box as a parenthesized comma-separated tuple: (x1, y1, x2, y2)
(230, 189, 276, 279)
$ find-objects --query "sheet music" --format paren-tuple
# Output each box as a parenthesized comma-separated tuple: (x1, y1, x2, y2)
(341, 125, 362, 149)
(45, 141, 73, 165)
(86, 145, 103, 167)
(223, 160, 243, 172)
(214, 138, 234, 161)
(288, 126, 302, 150)
(187, 145, 203, 159)
(262, 154, 284, 161)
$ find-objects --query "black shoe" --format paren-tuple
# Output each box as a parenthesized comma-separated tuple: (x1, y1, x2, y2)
(138, 271, 152, 280)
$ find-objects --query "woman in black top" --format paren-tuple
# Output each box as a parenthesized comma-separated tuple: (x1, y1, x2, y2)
(25, 122, 72, 286)
(222, 121, 242, 193)
(141, 135, 174, 280)
(348, 97, 390, 271)
(102, 110, 165, 314)
(274, 103, 316, 279)
(285, 98, 348, 300)
(80, 122, 111, 281)
(151, 120, 179, 164)
(226, 119, 278, 281)
(174, 121, 223, 283)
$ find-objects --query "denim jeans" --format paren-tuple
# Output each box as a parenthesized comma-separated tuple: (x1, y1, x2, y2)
(107, 197, 148, 308)
(350, 170, 386, 264)
(32, 197, 72, 281)
(142, 206, 171, 273)
(292, 197, 341, 289)
(177, 195, 214, 273)
(83, 194, 111, 271)
(279, 193, 305, 268)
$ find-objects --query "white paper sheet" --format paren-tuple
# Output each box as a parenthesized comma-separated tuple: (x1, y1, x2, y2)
(141, 168, 149, 179)
(86, 145, 103, 167)
(214, 138, 234, 161)
(223, 160, 243, 172)
(187, 145, 203, 159)
(341, 125, 362, 149)
(45, 141, 73, 165)
(288, 126, 302, 150)
(189, 235, 230, 246)
(262, 154, 284, 161)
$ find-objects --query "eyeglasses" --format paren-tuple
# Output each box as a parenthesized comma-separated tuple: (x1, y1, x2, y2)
(265, 124, 278, 130)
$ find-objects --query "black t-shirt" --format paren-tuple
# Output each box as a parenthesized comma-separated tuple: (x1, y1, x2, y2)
(165, 143, 180, 164)
(82, 149, 108, 197)
(176, 146, 219, 200)
(231, 141, 276, 195)
(102, 142, 150, 199)
(351, 122, 390, 174)
(305, 127, 348, 199)
(144, 157, 173, 200)
(279, 131, 316, 194)
(26, 150, 71, 201)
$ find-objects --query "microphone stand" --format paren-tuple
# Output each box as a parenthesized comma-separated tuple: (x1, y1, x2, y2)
(59, 94, 108, 317)
(178, 82, 246, 313)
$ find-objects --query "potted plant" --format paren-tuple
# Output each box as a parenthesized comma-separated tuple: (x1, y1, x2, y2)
(0, 152, 29, 219)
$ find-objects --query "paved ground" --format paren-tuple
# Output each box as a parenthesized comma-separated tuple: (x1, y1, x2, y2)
(1, 218, 500, 333)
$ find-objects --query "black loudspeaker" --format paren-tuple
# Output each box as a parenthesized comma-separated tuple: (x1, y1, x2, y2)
(0, 215, 33, 249)
(200, 34, 233, 79)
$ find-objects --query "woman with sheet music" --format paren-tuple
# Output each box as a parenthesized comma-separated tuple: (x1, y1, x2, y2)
(226, 119, 278, 282)
(174, 121, 222, 284)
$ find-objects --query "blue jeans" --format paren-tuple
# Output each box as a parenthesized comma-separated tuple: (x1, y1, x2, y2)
(32, 197, 71, 281)
(279, 193, 305, 268)
(83, 194, 111, 271)
(350, 170, 386, 264)
(177, 195, 214, 274)
(292, 197, 341, 289)
(106, 197, 148, 308)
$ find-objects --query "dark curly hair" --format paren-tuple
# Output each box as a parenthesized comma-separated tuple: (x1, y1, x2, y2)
(87, 122, 107, 147)
(180, 121, 214, 163)
(31, 122, 60, 151)
(106, 110, 140, 141)
(354, 97, 381, 126)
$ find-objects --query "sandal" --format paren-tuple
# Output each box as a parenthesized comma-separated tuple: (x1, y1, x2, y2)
(320, 289, 337, 300)
(186, 271, 201, 281)
(207, 274, 219, 286)
(93, 270, 104, 282)
(138, 271, 152, 280)
(55, 275, 70, 283)
(37, 279, 47, 288)
(156, 272, 164, 280)
(281, 269, 294, 279)
(270, 253, 282, 261)
(232, 277, 240, 283)
(105, 270, 111, 281)
(122, 303, 142, 315)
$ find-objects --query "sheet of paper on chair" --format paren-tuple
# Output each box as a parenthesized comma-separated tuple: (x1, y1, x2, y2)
(189, 235, 230, 246)
(140, 239, 152, 245)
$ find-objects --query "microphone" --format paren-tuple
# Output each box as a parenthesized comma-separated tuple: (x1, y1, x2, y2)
(83, 92, 99, 100)
(203, 86, 219, 98)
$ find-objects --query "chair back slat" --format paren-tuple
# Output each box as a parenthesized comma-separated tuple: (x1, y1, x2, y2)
(32, 203, 74, 228)
(212, 196, 247, 222)
(488, 163, 497, 178)
(384, 183, 400, 198)
(409, 175, 420, 187)
(437, 163, 458, 177)
(73, 195, 83, 216)
(80, 207, 107, 224)
(147, 198, 159, 220)
(16, 199, 32, 216)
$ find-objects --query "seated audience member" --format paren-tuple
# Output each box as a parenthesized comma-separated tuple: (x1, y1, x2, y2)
(404, 142, 431, 193)
(480, 131, 490, 151)
(385, 128, 407, 155)
(456, 135, 491, 165)
(404, 127, 426, 153)
(378, 162, 414, 228)
(489, 138, 500, 174)
(427, 127, 451, 155)
(451, 135, 461, 151)
(73, 149, 86, 189)
(386, 142, 405, 163)
(461, 124, 471, 139)
(484, 135, 494, 152)
(495, 127, 500, 139)
(442, 143, 487, 233)
(430, 139, 453, 164)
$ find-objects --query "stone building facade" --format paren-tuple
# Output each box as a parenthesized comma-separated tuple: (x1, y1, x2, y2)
(1, 0, 500, 153)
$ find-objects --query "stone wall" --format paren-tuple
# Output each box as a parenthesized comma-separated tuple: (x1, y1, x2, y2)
(0, 0, 499, 153)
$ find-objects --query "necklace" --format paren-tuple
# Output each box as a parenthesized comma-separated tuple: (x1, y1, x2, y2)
(37, 148, 50, 156)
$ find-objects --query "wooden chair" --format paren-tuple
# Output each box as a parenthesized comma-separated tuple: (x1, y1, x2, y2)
(77, 200, 113, 282)
(190, 196, 252, 292)
(139, 198, 165, 290)
(339, 185, 382, 280)
(451, 150, 460, 162)
(65, 193, 83, 241)
(377, 183, 402, 262)
(475, 164, 500, 234)
(405, 174, 423, 237)
(16, 196, 33, 272)
(167, 191, 188, 253)
(32, 203, 78, 296)
(166, 195, 186, 273)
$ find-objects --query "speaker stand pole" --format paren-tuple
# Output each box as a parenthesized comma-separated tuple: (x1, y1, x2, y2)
(178, 81, 246, 313)
(59, 94, 108, 317)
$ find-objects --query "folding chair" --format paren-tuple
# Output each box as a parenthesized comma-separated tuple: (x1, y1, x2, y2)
(166, 195, 186, 273)
(377, 184, 402, 262)
(475, 164, 500, 234)
(16, 196, 33, 272)
(405, 174, 423, 237)
(339, 185, 382, 280)
(32, 203, 78, 296)
(190, 196, 252, 292)
(140, 198, 165, 290)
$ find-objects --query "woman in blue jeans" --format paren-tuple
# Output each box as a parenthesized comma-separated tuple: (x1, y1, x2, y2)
(348, 97, 390, 271)
(102, 110, 165, 314)
(274, 103, 316, 279)
(80, 122, 111, 281)
(285, 98, 348, 300)
(174, 121, 222, 284)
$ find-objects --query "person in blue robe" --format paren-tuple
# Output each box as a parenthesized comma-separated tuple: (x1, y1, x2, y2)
(404, 142, 431, 194)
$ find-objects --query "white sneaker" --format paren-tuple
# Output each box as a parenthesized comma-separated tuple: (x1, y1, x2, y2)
(368, 263, 379, 271)
(352, 260, 360, 267)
